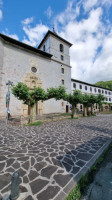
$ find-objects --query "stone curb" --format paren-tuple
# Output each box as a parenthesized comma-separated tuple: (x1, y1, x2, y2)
(54, 139, 112, 200)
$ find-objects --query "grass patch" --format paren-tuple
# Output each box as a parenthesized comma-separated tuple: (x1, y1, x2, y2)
(91, 113, 96, 116)
(100, 111, 112, 114)
(60, 113, 71, 116)
(66, 142, 112, 200)
(24, 121, 43, 126)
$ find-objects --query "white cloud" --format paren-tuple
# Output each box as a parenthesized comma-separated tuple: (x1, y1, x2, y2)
(21, 17, 34, 25)
(45, 6, 53, 18)
(83, 0, 98, 12)
(2, 29, 19, 40)
(0, 9, 2, 20)
(52, 0, 112, 83)
(22, 23, 48, 46)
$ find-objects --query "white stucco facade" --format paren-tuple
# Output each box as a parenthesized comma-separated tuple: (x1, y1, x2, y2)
(0, 31, 72, 117)
(71, 79, 112, 111)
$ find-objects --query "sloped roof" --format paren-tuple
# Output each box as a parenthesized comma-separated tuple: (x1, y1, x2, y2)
(38, 30, 72, 49)
(0, 33, 52, 58)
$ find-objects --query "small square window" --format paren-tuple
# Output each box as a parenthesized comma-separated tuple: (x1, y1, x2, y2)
(61, 79, 64, 85)
(61, 55, 64, 61)
(61, 68, 64, 74)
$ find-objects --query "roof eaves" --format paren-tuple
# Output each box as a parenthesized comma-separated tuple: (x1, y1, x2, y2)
(0, 33, 52, 58)
(71, 78, 112, 91)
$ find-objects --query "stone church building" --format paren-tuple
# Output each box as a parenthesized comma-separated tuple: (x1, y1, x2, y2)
(0, 30, 72, 118)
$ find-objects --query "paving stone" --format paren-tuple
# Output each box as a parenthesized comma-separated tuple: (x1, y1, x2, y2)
(41, 165, 57, 178)
(22, 161, 29, 170)
(54, 174, 71, 187)
(18, 156, 29, 161)
(0, 162, 5, 171)
(34, 162, 47, 171)
(20, 185, 28, 193)
(64, 157, 74, 166)
(23, 176, 29, 183)
(37, 186, 60, 200)
(52, 158, 62, 167)
(24, 195, 34, 200)
(71, 166, 80, 175)
(77, 152, 93, 161)
(6, 158, 15, 167)
(75, 160, 86, 167)
(31, 157, 35, 166)
(0, 155, 7, 161)
(30, 179, 49, 194)
(62, 162, 72, 172)
(12, 162, 20, 169)
(0, 115, 112, 199)
(19, 168, 26, 177)
(28, 170, 39, 181)
(39, 152, 48, 157)
(0, 173, 11, 190)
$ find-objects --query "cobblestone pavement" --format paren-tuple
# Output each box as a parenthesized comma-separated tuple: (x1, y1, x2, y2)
(0, 114, 112, 200)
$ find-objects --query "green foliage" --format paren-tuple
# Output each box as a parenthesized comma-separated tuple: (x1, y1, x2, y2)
(82, 93, 90, 107)
(47, 86, 66, 100)
(67, 90, 82, 106)
(12, 82, 31, 105)
(66, 185, 81, 200)
(89, 94, 97, 105)
(95, 80, 112, 90)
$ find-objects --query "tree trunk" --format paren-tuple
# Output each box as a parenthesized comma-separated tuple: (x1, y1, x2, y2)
(71, 105, 77, 118)
(91, 104, 94, 115)
(83, 106, 87, 116)
(30, 104, 36, 123)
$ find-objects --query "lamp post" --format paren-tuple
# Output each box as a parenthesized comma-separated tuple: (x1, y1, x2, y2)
(6, 80, 13, 125)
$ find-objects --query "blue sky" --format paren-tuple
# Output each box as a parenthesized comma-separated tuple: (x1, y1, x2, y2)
(0, 0, 112, 83)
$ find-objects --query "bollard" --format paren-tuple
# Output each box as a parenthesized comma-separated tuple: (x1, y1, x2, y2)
(10, 171, 20, 200)
(2, 171, 20, 200)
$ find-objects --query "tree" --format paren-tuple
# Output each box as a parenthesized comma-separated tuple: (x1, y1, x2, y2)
(12, 82, 47, 123)
(47, 86, 66, 100)
(96, 94, 105, 112)
(89, 94, 97, 115)
(12, 83, 67, 123)
(67, 90, 82, 118)
(82, 93, 91, 116)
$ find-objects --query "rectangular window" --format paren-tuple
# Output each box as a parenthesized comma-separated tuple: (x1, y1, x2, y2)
(61, 68, 64, 74)
(102, 90, 104, 94)
(73, 83, 76, 88)
(85, 86, 87, 90)
(60, 44, 64, 52)
(98, 89, 101, 93)
(61, 55, 64, 61)
(109, 98, 111, 101)
(61, 79, 64, 85)
(90, 87, 92, 92)
(105, 91, 107, 94)
(94, 88, 97, 92)
(79, 85, 82, 89)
